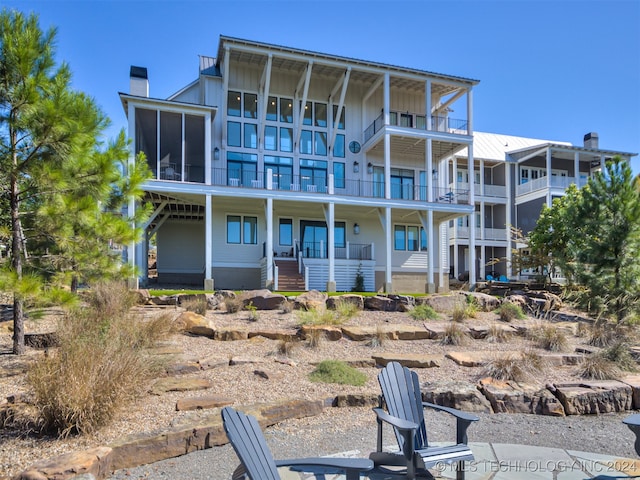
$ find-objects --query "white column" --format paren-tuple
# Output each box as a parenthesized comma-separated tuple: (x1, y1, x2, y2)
(205, 112, 212, 185)
(546, 147, 552, 206)
(126, 102, 138, 289)
(452, 156, 459, 277)
(384, 73, 391, 200)
(425, 79, 432, 131)
(204, 194, 213, 291)
(265, 197, 274, 289)
(468, 143, 477, 286)
(384, 207, 392, 292)
(427, 210, 435, 293)
(466, 88, 473, 135)
(574, 151, 580, 186)
(326, 202, 336, 292)
(426, 138, 433, 202)
(505, 160, 512, 277)
(479, 158, 485, 196)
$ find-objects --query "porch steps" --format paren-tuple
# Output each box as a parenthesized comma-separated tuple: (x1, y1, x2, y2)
(275, 260, 306, 291)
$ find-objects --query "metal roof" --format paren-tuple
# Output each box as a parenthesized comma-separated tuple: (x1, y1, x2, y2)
(461, 132, 571, 162)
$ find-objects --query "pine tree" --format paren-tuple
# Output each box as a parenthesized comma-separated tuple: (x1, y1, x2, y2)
(0, 9, 150, 354)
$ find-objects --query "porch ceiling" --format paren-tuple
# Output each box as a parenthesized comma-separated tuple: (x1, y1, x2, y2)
(145, 192, 205, 228)
(367, 135, 467, 162)
(228, 49, 460, 97)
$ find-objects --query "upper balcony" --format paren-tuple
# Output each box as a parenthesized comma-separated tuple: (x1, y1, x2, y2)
(516, 175, 588, 197)
(151, 166, 469, 206)
(364, 110, 469, 144)
(450, 182, 507, 199)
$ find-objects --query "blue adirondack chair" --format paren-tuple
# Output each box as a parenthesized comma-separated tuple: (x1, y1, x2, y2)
(370, 361, 479, 480)
(222, 406, 373, 480)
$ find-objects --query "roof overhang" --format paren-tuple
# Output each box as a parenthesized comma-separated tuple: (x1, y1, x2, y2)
(119, 93, 218, 118)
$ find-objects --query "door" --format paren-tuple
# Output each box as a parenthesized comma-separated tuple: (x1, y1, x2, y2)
(300, 221, 327, 258)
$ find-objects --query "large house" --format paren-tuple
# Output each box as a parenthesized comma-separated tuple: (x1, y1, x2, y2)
(120, 36, 636, 292)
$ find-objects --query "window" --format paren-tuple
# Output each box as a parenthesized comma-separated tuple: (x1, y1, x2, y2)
(416, 115, 426, 130)
(264, 126, 277, 151)
(400, 113, 413, 128)
(335, 222, 346, 248)
(394, 226, 406, 250)
(244, 216, 257, 244)
(227, 215, 241, 244)
(160, 111, 182, 179)
(227, 215, 257, 244)
(407, 226, 419, 251)
(227, 152, 257, 186)
(395, 224, 427, 251)
(135, 108, 157, 175)
(185, 114, 205, 183)
(227, 121, 241, 147)
(280, 127, 293, 152)
(390, 168, 414, 200)
(333, 105, 345, 129)
(266, 96, 278, 121)
(227, 91, 241, 117)
(314, 103, 327, 127)
(244, 123, 257, 149)
(264, 156, 293, 190)
(314, 131, 327, 156)
(303, 101, 312, 125)
(279, 218, 292, 246)
(300, 130, 312, 154)
(280, 98, 293, 123)
(333, 162, 345, 189)
(244, 93, 257, 119)
(334, 134, 345, 158)
(300, 159, 327, 192)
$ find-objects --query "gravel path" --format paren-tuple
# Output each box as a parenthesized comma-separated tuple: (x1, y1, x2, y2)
(108, 408, 638, 479)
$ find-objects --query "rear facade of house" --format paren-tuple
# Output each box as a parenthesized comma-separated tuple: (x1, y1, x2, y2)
(120, 36, 636, 291)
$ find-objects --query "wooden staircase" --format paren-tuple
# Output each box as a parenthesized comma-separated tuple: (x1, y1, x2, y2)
(274, 259, 305, 291)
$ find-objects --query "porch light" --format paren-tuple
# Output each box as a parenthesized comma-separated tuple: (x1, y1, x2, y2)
(354, 223, 360, 235)
(213, 147, 220, 161)
(353, 161, 359, 173)
(367, 162, 373, 174)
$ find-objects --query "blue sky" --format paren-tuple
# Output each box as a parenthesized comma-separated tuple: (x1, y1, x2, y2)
(5, 0, 640, 174)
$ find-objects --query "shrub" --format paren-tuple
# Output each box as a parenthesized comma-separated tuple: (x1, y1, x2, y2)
(305, 328, 323, 349)
(85, 280, 136, 319)
(224, 296, 243, 314)
(334, 298, 360, 322)
(366, 325, 387, 348)
(497, 302, 526, 322)
(602, 341, 636, 371)
(441, 322, 467, 346)
(245, 301, 259, 321)
(309, 360, 367, 386)
(528, 324, 568, 352)
(27, 304, 172, 437)
(182, 297, 207, 316)
(486, 323, 509, 343)
(587, 321, 616, 348)
(579, 354, 620, 380)
(483, 351, 544, 382)
(277, 339, 296, 356)
(409, 303, 438, 321)
(297, 307, 341, 326)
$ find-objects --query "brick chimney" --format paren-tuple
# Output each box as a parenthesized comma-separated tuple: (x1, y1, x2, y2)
(130, 66, 148, 97)
(583, 132, 599, 149)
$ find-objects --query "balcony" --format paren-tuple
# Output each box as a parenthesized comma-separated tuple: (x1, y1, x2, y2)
(516, 176, 588, 197)
(364, 110, 469, 143)
(209, 168, 469, 204)
(451, 182, 507, 199)
(452, 227, 507, 241)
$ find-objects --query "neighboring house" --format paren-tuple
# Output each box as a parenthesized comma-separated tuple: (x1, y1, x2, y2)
(119, 36, 636, 291)
(447, 131, 636, 282)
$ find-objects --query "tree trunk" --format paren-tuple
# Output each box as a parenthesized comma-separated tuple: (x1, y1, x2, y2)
(10, 125, 25, 355)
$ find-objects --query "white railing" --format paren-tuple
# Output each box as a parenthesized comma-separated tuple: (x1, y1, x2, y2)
(453, 227, 507, 241)
(516, 176, 588, 196)
(450, 183, 507, 198)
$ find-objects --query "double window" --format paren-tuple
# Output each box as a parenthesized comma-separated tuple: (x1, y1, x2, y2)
(227, 215, 258, 245)
(394, 225, 427, 251)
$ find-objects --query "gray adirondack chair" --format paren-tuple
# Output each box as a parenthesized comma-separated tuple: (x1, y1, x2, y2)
(221, 406, 373, 480)
(370, 362, 479, 480)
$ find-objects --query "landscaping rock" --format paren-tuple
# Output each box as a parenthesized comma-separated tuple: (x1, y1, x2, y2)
(243, 289, 286, 310)
(149, 295, 179, 306)
(253, 369, 284, 381)
(177, 293, 207, 306)
(530, 387, 566, 416)
(175, 311, 213, 337)
(553, 380, 633, 415)
(229, 356, 264, 366)
(248, 329, 298, 341)
(386, 294, 415, 312)
(326, 294, 364, 311)
(294, 290, 327, 311)
(372, 353, 442, 368)
(503, 294, 528, 310)
(478, 378, 547, 414)
(445, 351, 490, 367)
(299, 325, 342, 341)
(341, 325, 397, 341)
(175, 395, 233, 411)
(618, 374, 640, 409)
(421, 380, 492, 413)
(214, 328, 248, 341)
(393, 325, 431, 340)
(198, 356, 229, 370)
(364, 295, 397, 312)
(333, 393, 378, 408)
(19, 447, 112, 480)
(132, 289, 151, 305)
(150, 377, 212, 395)
(419, 295, 460, 313)
(467, 324, 516, 339)
(464, 292, 501, 311)
(165, 362, 201, 376)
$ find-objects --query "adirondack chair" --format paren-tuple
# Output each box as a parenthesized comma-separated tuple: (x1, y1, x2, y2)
(221, 407, 373, 480)
(370, 362, 479, 480)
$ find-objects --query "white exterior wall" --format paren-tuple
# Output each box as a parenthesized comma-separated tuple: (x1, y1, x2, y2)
(157, 221, 205, 274)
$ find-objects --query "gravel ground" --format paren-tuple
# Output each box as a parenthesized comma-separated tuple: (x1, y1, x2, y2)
(108, 408, 638, 479)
